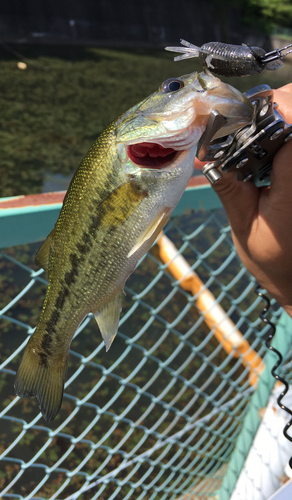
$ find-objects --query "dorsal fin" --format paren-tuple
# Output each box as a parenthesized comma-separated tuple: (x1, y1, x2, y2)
(35, 228, 55, 278)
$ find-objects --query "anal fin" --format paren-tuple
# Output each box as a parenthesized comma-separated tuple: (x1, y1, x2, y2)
(94, 293, 123, 351)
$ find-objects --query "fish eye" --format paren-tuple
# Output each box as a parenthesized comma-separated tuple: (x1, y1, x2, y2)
(161, 78, 184, 93)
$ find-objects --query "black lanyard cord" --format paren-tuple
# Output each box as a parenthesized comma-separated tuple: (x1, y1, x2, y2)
(255, 284, 292, 467)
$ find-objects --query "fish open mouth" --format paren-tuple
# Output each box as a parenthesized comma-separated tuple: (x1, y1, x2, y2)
(128, 143, 178, 169)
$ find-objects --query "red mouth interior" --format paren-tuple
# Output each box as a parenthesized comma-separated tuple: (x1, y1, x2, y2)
(128, 143, 177, 168)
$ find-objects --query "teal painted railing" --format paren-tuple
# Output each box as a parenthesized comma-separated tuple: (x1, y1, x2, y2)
(1, 179, 292, 500)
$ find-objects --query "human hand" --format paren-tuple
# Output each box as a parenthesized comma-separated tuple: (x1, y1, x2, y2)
(211, 83, 292, 317)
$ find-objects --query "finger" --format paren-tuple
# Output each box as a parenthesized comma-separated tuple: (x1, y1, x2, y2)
(194, 158, 207, 170)
(212, 169, 259, 234)
(268, 83, 292, 212)
(274, 89, 292, 123)
(267, 139, 292, 218)
(276, 83, 292, 94)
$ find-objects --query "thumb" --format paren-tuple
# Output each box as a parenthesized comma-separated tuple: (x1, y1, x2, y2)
(212, 170, 259, 234)
(265, 139, 292, 225)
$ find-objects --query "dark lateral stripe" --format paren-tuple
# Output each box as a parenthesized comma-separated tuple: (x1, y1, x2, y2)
(64, 252, 81, 285)
(76, 232, 92, 254)
(37, 181, 146, 366)
(68, 182, 144, 266)
(76, 239, 91, 255)
(55, 286, 70, 310)
(45, 309, 60, 335)
(40, 286, 70, 366)
(88, 206, 108, 234)
(64, 269, 77, 286)
(40, 329, 56, 367)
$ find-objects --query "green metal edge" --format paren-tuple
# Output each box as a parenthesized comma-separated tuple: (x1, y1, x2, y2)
(0, 204, 62, 249)
(172, 184, 222, 217)
(0, 184, 222, 249)
(217, 311, 292, 500)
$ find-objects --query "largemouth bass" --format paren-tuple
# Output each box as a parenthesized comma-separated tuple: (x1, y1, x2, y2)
(15, 71, 253, 421)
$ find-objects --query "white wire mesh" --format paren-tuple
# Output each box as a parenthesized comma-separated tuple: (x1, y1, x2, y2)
(0, 207, 281, 499)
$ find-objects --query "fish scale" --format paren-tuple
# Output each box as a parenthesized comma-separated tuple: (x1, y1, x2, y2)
(15, 70, 254, 421)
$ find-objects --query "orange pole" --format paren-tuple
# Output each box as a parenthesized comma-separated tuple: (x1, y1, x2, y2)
(157, 233, 264, 385)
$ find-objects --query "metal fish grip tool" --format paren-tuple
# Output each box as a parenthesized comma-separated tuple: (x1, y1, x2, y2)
(198, 83, 292, 463)
(197, 84, 292, 187)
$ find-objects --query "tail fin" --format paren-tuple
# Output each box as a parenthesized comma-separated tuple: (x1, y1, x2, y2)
(14, 346, 67, 422)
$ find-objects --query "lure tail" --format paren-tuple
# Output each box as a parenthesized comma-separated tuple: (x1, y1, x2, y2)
(14, 344, 67, 422)
(165, 39, 208, 61)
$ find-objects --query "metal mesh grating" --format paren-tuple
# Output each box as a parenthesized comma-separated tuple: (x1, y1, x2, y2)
(0, 206, 284, 500)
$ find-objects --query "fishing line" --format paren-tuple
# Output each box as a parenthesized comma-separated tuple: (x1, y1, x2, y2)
(255, 284, 292, 468)
(0, 38, 47, 70)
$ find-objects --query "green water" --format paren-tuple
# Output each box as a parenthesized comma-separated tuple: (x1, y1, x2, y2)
(0, 43, 291, 197)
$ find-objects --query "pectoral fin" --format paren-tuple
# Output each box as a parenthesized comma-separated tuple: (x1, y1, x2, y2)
(127, 210, 170, 258)
(94, 292, 123, 351)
